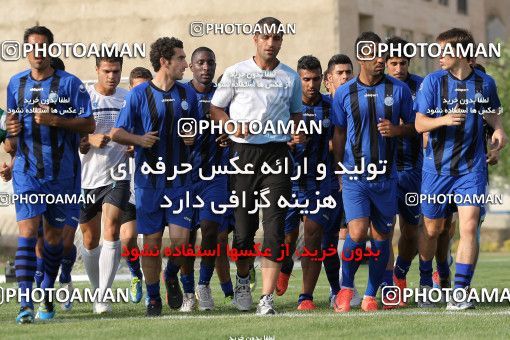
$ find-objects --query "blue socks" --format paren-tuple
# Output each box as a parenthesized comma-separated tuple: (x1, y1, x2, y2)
(15, 237, 37, 309)
(454, 263, 474, 289)
(180, 273, 195, 294)
(419, 259, 433, 287)
(41, 241, 64, 292)
(298, 293, 313, 304)
(59, 245, 76, 284)
(365, 239, 390, 297)
(220, 280, 234, 297)
(341, 234, 366, 288)
(394, 256, 412, 280)
(126, 256, 143, 280)
(35, 256, 44, 288)
(323, 253, 341, 295)
(164, 261, 180, 281)
(198, 263, 214, 286)
(146, 281, 161, 301)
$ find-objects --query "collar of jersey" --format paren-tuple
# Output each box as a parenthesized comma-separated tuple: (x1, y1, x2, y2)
(447, 69, 475, 82)
(356, 74, 386, 88)
(149, 80, 177, 94)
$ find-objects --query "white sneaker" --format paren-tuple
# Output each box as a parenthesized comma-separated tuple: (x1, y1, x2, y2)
(446, 287, 475, 310)
(351, 287, 362, 307)
(196, 284, 214, 311)
(60, 282, 74, 311)
(93, 302, 112, 314)
(256, 294, 276, 315)
(417, 285, 435, 308)
(233, 278, 252, 311)
(180, 293, 196, 313)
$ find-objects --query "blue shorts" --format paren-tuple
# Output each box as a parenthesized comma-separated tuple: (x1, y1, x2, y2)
(13, 174, 75, 229)
(284, 188, 332, 234)
(397, 168, 422, 225)
(321, 189, 343, 249)
(191, 176, 228, 228)
(135, 185, 193, 234)
(421, 171, 487, 219)
(65, 204, 80, 228)
(342, 177, 397, 234)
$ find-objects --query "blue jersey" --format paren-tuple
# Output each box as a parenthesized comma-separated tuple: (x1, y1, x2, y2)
(332, 75, 414, 180)
(292, 94, 332, 192)
(325, 94, 340, 192)
(397, 73, 424, 171)
(115, 81, 199, 189)
(186, 81, 228, 183)
(415, 69, 501, 176)
(6, 69, 91, 182)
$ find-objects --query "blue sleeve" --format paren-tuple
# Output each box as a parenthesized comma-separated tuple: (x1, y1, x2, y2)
(115, 91, 137, 132)
(332, 89, 347, 128)
(289, 74, 302, 114)
(68, 77, 92, 118)
(485, 77, 502, 113)
(6, 79, 17, 113)
(414, 75, 435, 116)
(400, 85, 414, 124)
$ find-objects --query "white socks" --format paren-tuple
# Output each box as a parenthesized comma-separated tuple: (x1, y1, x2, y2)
(82, 245, 101, 290)
(98, 240, 121, 301)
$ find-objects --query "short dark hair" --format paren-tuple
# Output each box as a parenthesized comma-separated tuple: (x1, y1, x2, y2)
(436, 28, 475, 50)
(23, 26, 54, 44)
(191, 46, 215, 62)
(297, 55, 322, 73)
(327, 54, 353, 73)
(129, 67, 153, 86)
(385, 36, 411, 61)
(355, 31, 382, 60)
(50, 57, 65, 71)
(96, 56, 123, 68)
(149, 37, 184, 72)
(256, 16, 283, 36)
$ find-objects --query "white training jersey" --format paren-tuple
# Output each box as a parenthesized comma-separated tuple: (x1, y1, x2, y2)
(80, 84, 129, 189)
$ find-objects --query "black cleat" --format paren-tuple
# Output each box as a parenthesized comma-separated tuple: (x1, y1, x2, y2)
(165, 277, 183, 310)
(146, 298, 162, 317)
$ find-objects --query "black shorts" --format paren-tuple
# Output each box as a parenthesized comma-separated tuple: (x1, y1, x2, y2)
(230, 142, 292, 262)
(120, 202, 137, 225)
(79, 181, 130, 223)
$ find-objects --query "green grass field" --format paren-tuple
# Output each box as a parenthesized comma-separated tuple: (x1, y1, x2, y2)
(1, 253, 509, 339)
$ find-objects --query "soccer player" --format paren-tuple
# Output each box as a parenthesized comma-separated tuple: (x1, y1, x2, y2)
(326, 54, 354, 95)
(119, 66, 154, 304)
(78, 55, 130, 314)
(322, 54, 362, 308)
(332, 31, 414, 312)
(383, 36, 423, 307)
(6, 26, 94, 323)
(112, 37, 199, 317)
(210, 17, 303, 314)
(415, 28, 507, 309)
(164, 46, 227, 312)
(283, 55, 333, 310)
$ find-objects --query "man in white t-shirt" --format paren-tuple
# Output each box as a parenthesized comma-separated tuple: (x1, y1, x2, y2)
(210, 16, 304, 315)
(79, 56, 130, 314)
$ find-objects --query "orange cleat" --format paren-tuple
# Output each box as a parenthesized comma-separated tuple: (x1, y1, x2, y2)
(297, 299, 317, 311)
(393, 274, 408, 307)
(275, 272, 290, 296)
(333, 288, 354, 313)
(361, 296, 379, 312)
